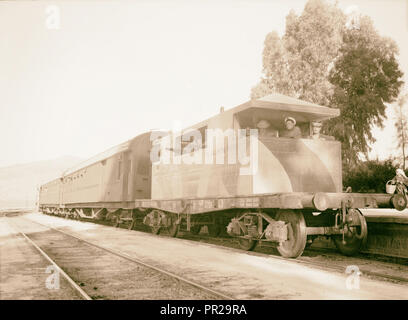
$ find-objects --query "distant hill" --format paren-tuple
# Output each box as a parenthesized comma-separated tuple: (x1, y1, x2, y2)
(0, 156, 83, 209)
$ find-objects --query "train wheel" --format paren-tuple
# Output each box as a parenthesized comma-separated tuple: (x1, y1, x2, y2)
(167, 223, 179, 237)
(332, 208, 367, 256)
(128, 219, 136, 230)
(238, 238, 258, 251)
(164, 214, 179, 237)
(190, 225, 201, 235)
(129, 211, 138, 230)
(275, 210, 307, 258)
(151, 226, 161, 235)
(112, 216, 120, 228)
(208, 224, 221, 237)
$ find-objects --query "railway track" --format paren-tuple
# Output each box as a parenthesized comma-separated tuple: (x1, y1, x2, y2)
(38, 212, 408, 286)
(5, 212, 408, 299)
(70, 210, 408, 262)
(4, 221, 91, 300)
(177, 232, 408, 285)
(6, 215, 233, 300)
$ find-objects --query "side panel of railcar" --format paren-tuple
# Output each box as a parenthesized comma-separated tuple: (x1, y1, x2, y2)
(252, 137, 342, 193)
(127, 132, 153, 201)
(39, 178, 62, 206)
(151, 137, 342, 199)
(99, 152, 126, 203)
(151, 105, 342, 199)
(61, 132, 153, 207)
(151, 110, 241, 199)
(63, 160, 105, 204)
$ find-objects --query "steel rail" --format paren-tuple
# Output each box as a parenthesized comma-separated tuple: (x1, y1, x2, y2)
(6, 218, 92, 300)
(183, 234, 408, 285)
(21, 216, 234, 300)
(27, 213, 408, 288)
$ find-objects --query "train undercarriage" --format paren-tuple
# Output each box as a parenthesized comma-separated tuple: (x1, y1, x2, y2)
(138, 206, 368, 258)
(40, 192, 382, 258)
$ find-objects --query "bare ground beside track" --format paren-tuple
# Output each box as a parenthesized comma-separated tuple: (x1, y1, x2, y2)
(76, 211, 408, 286)
(0, 220, 84, 300)
(1, 217, 220, 300)
(13, 212, 408, 299)
(176, 232, 408, 285)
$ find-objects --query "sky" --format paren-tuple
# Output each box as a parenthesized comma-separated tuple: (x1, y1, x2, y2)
(0, 0, 407, 167)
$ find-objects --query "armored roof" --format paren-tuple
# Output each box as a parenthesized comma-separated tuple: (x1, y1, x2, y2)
(188, 93, 340, 130)
(251, 93, 339, 118)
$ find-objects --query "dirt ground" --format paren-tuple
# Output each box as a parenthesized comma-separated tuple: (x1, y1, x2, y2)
(1, 217, 217, 300)
(13, 213, 408, 299)
(0, 219, 84, 300)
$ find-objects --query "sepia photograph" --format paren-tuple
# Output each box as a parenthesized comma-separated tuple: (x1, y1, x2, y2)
(0, 0, 408, 310)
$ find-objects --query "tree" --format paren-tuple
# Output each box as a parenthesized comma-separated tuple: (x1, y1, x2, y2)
(343, 159, 399, 193)
(254, 31, 289, 97)
(328, 16, 404, 168)
(395, 92, 408, 169)
(252, 0, 404, 171)
(251, 0, 345, 106)
(282, 1, 345, 106)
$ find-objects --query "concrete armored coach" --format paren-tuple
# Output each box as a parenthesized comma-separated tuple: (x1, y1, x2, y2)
(39, 93, 407, 258)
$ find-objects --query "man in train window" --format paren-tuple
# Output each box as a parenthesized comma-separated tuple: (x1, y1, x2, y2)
(308, 121, 335, 141)
(279, 117, 301, 139)
(256, 119, 278, 137)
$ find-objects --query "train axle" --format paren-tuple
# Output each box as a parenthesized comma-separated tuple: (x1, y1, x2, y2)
(226, 208, 368, 258)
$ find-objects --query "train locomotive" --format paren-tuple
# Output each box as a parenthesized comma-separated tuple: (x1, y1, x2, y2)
(39, 93, 407, 258)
